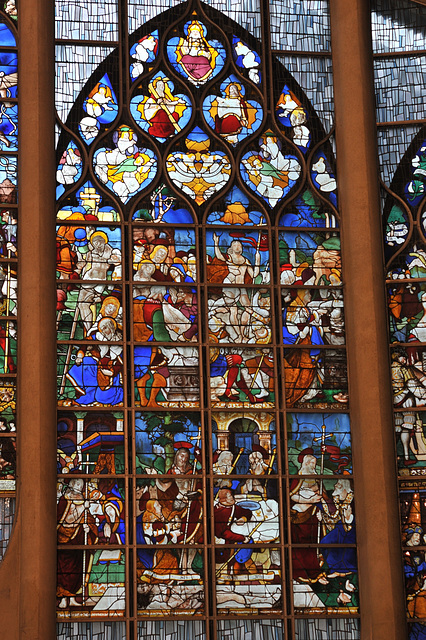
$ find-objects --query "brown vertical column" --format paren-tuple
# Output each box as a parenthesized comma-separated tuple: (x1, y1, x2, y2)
(17, 0, 57, 637)
(329, 1, 406, 638)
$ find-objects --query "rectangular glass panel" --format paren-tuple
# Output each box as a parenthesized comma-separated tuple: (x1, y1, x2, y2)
(0, 380, 15, 432)
(57, 286, 122, 342)
(0, 102, 18, 152)
(56, 224, 122, 282)
(214, 480, 280, 543)
(371, 0, 426, 53)
(391, 347, 426, 409)
(284, 347, 348, 409)
(0, 320, 16, 374)
(217, 620, 283, 640)
(135, 411, 201, 474)
(57, 410, 125, 475)
(292, 550, 358, 613)
(287, 412, 352, 475)
(282, 288, 345, 347)
(134, 345, 199, 408)
(388, 282, 426, 343)
(0, 434, 14, 489)
(133, 227, 196, 283)
(137, 621, 206, 640)
(394, 410, 426, 473)
(57, 478, 125, 545)
(55, 0, 119, 41)
(209, 287, 271, 344)
(270, 0, 330, 52)
(374, 56, 426, 124)
(0, 155, 17, 204)
(404, 549, 426, 618)
(0, 210, 17, 256)
(136, 548, 204, 615)
(57, 343, 124, 408)
(279, 230, 341, 286)
(57, 548, 126, 618)
(136, 490, 203, 545)
(210, 347, 274, 408)
(133, 285, 197, 343)
(57, 622, 126, 640)
(0, 496, 15, 561)
(206, 229, 270, 285)
(212, 412, 276, 475)
(216, 546, 282, 614)
(294, 618, 360, 639)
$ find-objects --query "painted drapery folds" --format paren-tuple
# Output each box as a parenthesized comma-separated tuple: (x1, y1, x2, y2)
(55, 0, 358, 637)
(384, 126, 426, 638)
(0, 8, 17, 565)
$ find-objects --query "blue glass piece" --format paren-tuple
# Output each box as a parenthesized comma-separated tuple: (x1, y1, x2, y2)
(405, 139, 426, 208)
(279, 190, 338, 228)
(240, 132, 301, 208)
(0, 51, 17, 99)
(0, 23, 15, 47)
(203, 75, 263, 146)
(130, 72, 192, 143)
(186, 126, 207, 143)
(130, 30, 159, 80)
(167, 20, 225, 88)
(311, 150, 337, 207)
(276, 84, 311, 153)
(56, 141, 83, 200)
(232, 36, 261, 84)
(0, 101, 17, 151)
(410, 622, 426, 640)
(93, 125, 157, 204)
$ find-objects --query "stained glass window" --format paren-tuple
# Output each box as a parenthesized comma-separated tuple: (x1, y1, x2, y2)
(0, 4, 17, 565)
(384, 128, 426, 638)
(376, 1, 426, 638)
(53, 0, 362, 638)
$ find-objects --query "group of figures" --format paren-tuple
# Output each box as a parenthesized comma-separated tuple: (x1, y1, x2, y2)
(286, 412, 357, 611)
(399, 482, 426, 621)
(54, 10, 337, 219)
(56, 477, 125, 617)
(133, 412, 282, 615)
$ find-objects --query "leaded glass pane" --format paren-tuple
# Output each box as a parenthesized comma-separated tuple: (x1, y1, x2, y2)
(55, 0, 119, 41)
(371, 0, 426, 53)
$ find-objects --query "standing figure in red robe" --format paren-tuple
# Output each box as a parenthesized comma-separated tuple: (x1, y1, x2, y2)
(290, 448, 329, 584)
